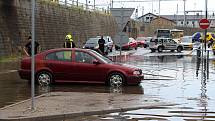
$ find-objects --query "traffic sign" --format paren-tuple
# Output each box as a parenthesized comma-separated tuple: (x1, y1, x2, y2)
(110, 8, 135, 32)
(199, 18, 210, 29)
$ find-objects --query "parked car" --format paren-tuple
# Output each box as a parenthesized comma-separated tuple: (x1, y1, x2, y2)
(136, 37, 148, 48)
(180, 36, 193, 50)
(18, 48, 143, 86)
(115, 38, 138, 50)
(149, 38, 184, 52)
(97, 36, 114, 52)
(83, 37, 108, 55)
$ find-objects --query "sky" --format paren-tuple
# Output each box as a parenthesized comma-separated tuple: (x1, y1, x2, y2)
(61, 0, 215, 17)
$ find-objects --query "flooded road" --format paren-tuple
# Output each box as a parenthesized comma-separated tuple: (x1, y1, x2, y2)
(1, 48, 215, 120)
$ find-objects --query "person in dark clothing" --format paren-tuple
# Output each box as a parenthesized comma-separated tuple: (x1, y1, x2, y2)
(23, 36, 40, 56)
(98, 36, 105, 54)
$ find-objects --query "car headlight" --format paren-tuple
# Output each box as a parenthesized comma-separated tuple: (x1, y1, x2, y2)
(95, 45, 99, 49)
(133, 70, 141, 75)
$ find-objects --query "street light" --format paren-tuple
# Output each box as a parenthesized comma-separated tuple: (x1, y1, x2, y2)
(31, 0, 36, 110)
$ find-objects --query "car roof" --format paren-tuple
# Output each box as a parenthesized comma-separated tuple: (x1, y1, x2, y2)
(41, 48, 90, 54)
(155, 38, 172, 39)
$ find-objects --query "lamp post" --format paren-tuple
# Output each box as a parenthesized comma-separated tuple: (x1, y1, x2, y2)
(183, 0, 186, 27)
(204, 0, 208, 52)
(94, 0, 95, 10)
(65, 0, 67, 6)
(31, 0, 36, 110)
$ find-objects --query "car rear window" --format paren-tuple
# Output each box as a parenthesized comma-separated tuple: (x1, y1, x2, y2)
(46, 51, 72, 62)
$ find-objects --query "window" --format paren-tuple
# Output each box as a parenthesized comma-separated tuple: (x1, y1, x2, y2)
(187, 21, 189, 24)
(146, 17, 149, 20)
(168, 39, 172, 43)
(181, 21, 183, 24)
(75, 51, 96, 64)
(150, 17, 153, 21)
(46, 51, 72, 61)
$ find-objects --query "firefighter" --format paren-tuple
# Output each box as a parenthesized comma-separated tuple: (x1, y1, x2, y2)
(63, 33, 76, 48)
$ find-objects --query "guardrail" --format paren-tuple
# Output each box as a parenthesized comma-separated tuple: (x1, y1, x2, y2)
(57, 1, 110, 14)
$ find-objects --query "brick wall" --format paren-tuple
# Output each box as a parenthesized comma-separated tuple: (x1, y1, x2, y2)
(0, 0, 117, 56)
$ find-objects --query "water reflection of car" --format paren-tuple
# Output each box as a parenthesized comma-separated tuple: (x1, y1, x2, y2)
(115, 38, 138, 50)
(180, 36, 193, 50)
(97, 36, 114, 52)
(83, 37, 108, 55)
(18, 48, 143, 86)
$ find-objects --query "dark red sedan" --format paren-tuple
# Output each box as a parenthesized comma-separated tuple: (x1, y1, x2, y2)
(115, 38, 138, 50)
(19, 48, 143, 86)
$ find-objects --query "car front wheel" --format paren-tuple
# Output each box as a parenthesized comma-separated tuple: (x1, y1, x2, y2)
(107, 72, 125, 87)
(150, 49, 155, 52)
(177, 46, 183, 52)
(36, 71, 53, 86)
(158, 46, 163, 52)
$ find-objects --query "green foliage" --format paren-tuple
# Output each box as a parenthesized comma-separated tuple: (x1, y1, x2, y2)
(0, 55, 21, 63)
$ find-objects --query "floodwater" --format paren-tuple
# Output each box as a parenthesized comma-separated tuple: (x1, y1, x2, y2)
(94, 54, 215, 121)
(1, 49, 215, 120)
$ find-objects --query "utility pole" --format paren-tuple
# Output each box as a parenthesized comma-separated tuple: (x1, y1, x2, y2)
(176, 4, 178, 22)
(94, 0, 95, 10)
(205, 0, 208, 52)
(112, 0, 113, 8)
(31, 0, 35, 110)
(142, 6, 144, 16)
(65, 0, 67, 6)
(152, 0, 153, 13)
(86, 0, 88, 10)
(183, 0, 186, 27)
(158, 0, 160, 16)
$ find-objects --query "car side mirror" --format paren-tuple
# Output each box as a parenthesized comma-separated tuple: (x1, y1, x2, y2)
(93, 59, 100, 64)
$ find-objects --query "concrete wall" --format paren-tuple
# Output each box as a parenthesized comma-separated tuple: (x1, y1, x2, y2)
(0, 0, 117, 56)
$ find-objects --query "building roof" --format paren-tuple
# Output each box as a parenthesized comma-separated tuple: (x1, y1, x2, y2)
(138, 13, 215, 21)
(152, 16, 176, 23)
(137, 13, 158, 19)
(138, 13, 175, 23)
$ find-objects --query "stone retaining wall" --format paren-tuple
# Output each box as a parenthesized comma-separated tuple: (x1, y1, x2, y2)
(0, 0, 117, 56)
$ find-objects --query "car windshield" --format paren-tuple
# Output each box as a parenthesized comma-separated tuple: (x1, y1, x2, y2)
(136, 37, 145, 41)
(90, 50, 112, 63)
(86, 38, 98, 44)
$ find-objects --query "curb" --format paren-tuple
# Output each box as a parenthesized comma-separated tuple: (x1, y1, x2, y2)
(0, 93, 49, 110)
(0, 104, 176, 121)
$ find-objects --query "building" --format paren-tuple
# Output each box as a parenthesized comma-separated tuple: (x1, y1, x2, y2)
(138, 13, 158, 23)
(138, 13, 215, 28)
(137, 13, 176, 37)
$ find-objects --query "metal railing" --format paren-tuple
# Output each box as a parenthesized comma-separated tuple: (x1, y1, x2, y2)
(56, 0, 110, 14)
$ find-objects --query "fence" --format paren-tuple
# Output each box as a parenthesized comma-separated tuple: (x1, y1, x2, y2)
(57, 0, 110, 14)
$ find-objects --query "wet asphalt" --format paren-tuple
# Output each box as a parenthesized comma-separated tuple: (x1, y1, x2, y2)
(1, 47, 215, 120)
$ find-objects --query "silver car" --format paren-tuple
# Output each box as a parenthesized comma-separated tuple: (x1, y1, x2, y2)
(149, 38, 184, 52)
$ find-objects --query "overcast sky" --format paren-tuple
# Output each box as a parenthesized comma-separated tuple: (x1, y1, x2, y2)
(62, 0, 215, 17)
